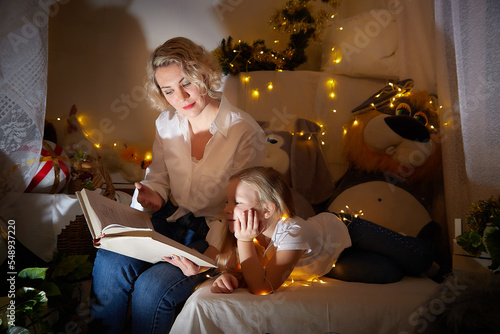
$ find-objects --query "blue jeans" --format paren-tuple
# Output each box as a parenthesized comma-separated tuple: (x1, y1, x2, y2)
(327, 215, 433, 283)
(90, 250, 212, 333)
(89, 203, 212, 333)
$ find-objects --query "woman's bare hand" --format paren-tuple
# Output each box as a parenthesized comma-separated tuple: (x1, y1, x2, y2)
(162, 255, 201, 276)
(135, 182, 164, 211)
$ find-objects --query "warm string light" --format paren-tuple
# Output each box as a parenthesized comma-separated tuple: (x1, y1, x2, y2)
(73, 114, 101, 149)
(282, 276, 329, 288)
(290, 125, 326, 145)
(60, 113, 152, 168)
(242, 74, 330, 144)
(326, 79, 336, 100)
(339, 205, 364, 219)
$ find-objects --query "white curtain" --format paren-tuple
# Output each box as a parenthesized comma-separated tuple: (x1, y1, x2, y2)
(434, 0, 500, 228)
(0, 0, 53, 212)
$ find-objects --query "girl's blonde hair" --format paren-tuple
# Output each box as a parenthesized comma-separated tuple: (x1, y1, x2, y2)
(231, 166, 296, 219)
(216, 166, 296, 272)
(145, 37, 223, 111)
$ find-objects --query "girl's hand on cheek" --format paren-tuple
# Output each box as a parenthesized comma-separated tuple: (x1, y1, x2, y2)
(234, 209, 261, 242)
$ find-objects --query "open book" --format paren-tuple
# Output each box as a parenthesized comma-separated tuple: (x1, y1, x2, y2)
(76, 188, 215, 267)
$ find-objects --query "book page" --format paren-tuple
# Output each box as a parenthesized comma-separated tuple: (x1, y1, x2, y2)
(101, 235, 215, 267)
(82, 189, 153, 231)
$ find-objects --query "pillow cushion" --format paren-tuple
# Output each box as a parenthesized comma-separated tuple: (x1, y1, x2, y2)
(321, 9, 399, 79)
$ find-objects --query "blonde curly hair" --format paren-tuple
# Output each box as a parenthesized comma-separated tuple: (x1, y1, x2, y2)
(145, 37, 223, 111)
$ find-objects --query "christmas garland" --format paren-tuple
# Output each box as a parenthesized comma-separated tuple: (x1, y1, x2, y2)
(213, 0, 338, 75)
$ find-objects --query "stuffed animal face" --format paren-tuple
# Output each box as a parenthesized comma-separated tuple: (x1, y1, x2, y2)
(342, 91, 442, 183)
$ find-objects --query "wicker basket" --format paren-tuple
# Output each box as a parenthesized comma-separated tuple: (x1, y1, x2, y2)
(57, 164, 115, 260)
(57, 214, 97, 259)
(67, 162, 115, 200)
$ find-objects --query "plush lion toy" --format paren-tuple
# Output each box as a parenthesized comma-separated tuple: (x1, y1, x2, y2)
(328, 79, 450, 276)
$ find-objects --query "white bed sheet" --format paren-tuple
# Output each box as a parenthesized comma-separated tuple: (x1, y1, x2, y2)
(170, 276, 438, 334)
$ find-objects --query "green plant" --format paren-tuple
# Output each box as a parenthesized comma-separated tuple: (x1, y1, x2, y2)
(213, 0, 339, 75)
(456, 196, 500, 272)
(1, 254, 93, 334)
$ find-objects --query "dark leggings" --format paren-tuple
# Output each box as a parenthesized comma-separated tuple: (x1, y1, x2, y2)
(327, 215, 433, 284)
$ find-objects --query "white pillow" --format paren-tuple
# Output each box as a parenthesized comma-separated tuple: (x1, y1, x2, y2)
(321, 9, 399, 79)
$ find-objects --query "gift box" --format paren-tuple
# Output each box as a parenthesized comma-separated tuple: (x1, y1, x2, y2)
(25, 140, 71, 193)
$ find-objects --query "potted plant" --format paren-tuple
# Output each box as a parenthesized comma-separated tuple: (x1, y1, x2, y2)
(456, 195, 500, 273)
(0, 254, 93, 333)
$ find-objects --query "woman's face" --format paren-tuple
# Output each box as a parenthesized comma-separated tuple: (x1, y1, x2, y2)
(224, 178, 261, 234)
(155, 64, 207, 118)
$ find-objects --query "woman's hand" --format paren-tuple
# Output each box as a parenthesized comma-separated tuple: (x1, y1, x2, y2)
(135, 182, 164, 211)
(234, 209, 261, 242)
(162, 255, 200, 276)
(211, 273, 239, 293)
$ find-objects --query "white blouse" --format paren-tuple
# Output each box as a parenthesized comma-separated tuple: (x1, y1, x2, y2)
(270, 213, 352, 281)
(131, 96, 265, 248)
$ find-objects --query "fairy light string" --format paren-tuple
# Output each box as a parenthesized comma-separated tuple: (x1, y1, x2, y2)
(213, 0, 339, 75)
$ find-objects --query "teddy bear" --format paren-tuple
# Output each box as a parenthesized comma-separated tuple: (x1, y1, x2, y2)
(327, 79, 450, 275)
(262, 118, 336, 218)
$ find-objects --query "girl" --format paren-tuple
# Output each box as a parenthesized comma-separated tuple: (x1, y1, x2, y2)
(212, 166, 434, 295)
(90, 37, 265, 333)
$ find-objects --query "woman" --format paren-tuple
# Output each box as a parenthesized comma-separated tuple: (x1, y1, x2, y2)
(212, 166, 434, 295)
(90, 37, 265, 333)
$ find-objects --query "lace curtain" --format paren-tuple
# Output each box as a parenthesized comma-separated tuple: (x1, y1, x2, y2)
(434, 0, 500, 224)
(0, 0, 54, 212)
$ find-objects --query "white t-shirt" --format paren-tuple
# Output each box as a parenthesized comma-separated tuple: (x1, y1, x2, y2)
(131, 96, 265, 249)
(270, 213, 352, 280)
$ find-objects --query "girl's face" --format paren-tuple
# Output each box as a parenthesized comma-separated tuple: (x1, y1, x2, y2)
(224, 178, 261, 233)
(155, 64, 207, 118)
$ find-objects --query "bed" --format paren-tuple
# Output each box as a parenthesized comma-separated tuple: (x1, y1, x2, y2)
(170, 276, 439, 334)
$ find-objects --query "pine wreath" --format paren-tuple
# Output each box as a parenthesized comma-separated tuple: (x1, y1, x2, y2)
(213, 0, 338, 75)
